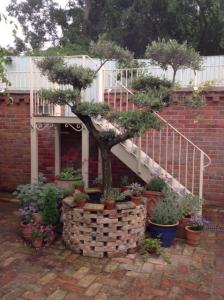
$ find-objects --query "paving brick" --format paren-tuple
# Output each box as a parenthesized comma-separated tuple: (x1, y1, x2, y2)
(85, 283, 102, 296)
(47, 289, 67, 300)
(38, 272, 57, 285)
(78, 274, 97, 288)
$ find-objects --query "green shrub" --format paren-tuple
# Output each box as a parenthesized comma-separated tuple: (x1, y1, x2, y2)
(58, 168, 82, 180)
(179, 193, 202, 217)
(141, 238, 161, 253)
(132, 75, 171, 92)
(73, 192, 89, 202)
(102, 189, 120, 203)
(42, 186, 59, 225)
(73, 180, 85, 188)
(151, 188, 182, 225)
(145, 177, 167, 192)
(14, 183, 62, 210)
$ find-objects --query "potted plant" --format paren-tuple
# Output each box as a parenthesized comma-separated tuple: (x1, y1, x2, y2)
(141, 238, 161, 254)
(120, 176, 129, 192)
(92, 176, 103, 190)
(19, 206, 37, 241)
(177, 194, 202, 239)
(185, 215, 209, 246)
(73, 192, 89, 208)
(31, 225, 46, 248)
(73, 179, 85, 192)
(55, 168, 82, 190)
(101, 189, 120, 210)
(44, 224, 56, 245)
(143, 177, 167, 218)
(148, 189, 182, 247)
(116, 190, 132, 203)
(128, 183, 144, 205)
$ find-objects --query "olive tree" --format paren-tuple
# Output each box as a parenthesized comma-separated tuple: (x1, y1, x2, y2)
(145, 39, 202, 87)
(37, 39, 169, 197)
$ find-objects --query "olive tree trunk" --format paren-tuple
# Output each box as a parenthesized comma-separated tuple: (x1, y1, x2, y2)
(99, 145, 112, 198)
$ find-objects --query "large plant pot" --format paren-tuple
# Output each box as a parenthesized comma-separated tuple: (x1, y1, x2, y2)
(54, 178, 76, 191)
(185, 226, 202, 246)
(33, 212, 42, 224)
(104, 201, 116, 210)
(132, 196, 142, 206)
(20, 222, 32, 241)
(143, 191, 162, 218)
(176, 216, 191, 239)
(121, 185, 128, 192)
(148, 220, 179, 247)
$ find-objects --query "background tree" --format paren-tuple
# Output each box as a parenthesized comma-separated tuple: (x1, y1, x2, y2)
(7, 0, 224, 56)
(145, 39, 202, 86)
(37, 39, 168, 196)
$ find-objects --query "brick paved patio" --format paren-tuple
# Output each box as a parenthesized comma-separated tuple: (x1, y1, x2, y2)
(0, 200, 223, 300)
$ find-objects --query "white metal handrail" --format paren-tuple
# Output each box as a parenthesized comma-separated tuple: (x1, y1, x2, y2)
(103, 68, 211, 198)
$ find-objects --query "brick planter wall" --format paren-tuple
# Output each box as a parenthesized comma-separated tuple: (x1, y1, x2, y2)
(62, 202, 146, 258)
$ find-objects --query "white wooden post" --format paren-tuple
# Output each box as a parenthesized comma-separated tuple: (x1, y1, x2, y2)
(98, 68, 104, 103)
(30, 58, 39, 183)
(82, 126, 89, 187)
(54, 124, 61, 176)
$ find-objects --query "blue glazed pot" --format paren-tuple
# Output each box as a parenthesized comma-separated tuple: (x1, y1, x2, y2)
(148, 220, 179, 247)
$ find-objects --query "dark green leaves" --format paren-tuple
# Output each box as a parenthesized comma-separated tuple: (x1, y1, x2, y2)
(76, 102, 110, 118)
(37, 57, 95, 90)
(40, 89, 81, 106)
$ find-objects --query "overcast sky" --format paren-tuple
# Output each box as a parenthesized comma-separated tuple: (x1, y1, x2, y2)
(0, 0, 69, 48)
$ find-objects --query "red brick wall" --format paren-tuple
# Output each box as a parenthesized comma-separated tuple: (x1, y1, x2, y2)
(0, 94, 56, 190)
(0, 95, 30, 190)
(160, 92, 224, 207)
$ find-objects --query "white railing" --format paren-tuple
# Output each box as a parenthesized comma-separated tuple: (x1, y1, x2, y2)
(104, 65, 224, 89)
(103, 69, 211, 198)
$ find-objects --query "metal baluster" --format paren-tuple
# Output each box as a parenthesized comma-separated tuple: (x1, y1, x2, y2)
(185, 142, 189, 188)
(192, 147, 196, 194)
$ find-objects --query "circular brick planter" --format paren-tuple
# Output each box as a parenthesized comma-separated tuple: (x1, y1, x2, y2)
(62, 202, 146, 258)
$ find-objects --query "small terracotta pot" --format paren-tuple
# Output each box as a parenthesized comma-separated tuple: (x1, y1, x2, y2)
(132, 196, 141, 206)
(20, 222, 32, 241)
(176, 216, 191, 239)
(143, 190, 162, 218)
(48, 230, 56, 244)
(76, 186, 84, 192)
(120, 186, 128, 192)
(185, 226, 202, 246)
(104, 201, 116, 210)
(32, 237, 43, 248)
(33, 212, 42, 224)
(76, 200, 86, 208)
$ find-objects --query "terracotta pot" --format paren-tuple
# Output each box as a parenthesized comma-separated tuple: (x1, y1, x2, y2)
(20, 222, 32, 241)
(32, 237, 43, 248)
(143, 191, 162, 218)
(75, 186, 84, 192)
(104, 201, 116, 210)
(176, 216, 191, 239)
(54, 179, 76, 191)
(33, 212, 42, 224)
(132, 196, 141, 206)
(76, 200, 86, 208)
(48, 230, 56, 244)
(121, 185, 128, 192)
(185, 226, 202, 246)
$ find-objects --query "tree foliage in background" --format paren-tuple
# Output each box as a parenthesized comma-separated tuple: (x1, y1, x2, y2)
(37, 39, 166, 196)
(6, 0, 224, 56)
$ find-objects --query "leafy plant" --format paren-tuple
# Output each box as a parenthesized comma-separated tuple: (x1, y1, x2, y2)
(141, 238, 161, 254)
(188, 216, 209, 231)
(63, 188, 73, 197)
(132, 75, 171, 92)
(120, 176, 129, 186)
(73, 192, 89, 202)
(102, 189, 120, 203)
(73, 180, 85, 188)
(41, 186, 59, 225)
(179, 194, 202, 217)
(145, 177, 167, 192)
(57, 168, 82, 180)
(32, 225, 47, 240)
(151, 188, 182, 225)
(19, 206, 36, 224)
(128, 183, 144, 196)
(14, 183, 62, 211)
(116, 190, 132, 202)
